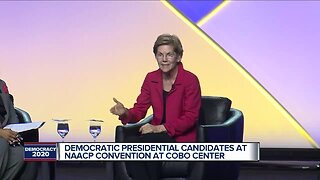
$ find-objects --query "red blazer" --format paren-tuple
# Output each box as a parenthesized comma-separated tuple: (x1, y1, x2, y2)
(120, 63, 201, 142)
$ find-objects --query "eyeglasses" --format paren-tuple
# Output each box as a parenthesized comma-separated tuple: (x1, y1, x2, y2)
(156, 52, 176, 59)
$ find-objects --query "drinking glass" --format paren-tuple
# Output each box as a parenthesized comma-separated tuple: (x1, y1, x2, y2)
(54, 119, 70, 142)
(89, 119, 103, 142)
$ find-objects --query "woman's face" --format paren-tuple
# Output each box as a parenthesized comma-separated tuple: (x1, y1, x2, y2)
(155, 45, 181, 74)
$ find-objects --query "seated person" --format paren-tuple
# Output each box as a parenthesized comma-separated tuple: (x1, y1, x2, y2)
(110, 34, 201, 180)
(0, 79, 36, 180)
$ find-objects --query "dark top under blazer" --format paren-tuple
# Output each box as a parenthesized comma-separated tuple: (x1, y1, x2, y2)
(120, 63, 201, 142)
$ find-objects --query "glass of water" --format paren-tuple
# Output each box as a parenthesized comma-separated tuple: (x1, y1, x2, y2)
(54, 119, 70, 142)
(89, 119, 103, 142)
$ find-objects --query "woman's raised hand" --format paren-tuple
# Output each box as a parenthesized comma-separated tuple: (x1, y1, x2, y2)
(110, 98, 128, 117)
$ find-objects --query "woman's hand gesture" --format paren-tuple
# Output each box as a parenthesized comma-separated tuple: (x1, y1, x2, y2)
(110, 98, 128, 117)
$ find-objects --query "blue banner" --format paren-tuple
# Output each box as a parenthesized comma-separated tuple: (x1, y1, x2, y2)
(24, 143, 57, 161)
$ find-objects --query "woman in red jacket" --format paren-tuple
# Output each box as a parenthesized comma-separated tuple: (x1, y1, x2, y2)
(110, 34, 201, 180)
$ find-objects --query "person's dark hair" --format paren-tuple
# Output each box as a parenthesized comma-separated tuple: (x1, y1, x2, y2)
(153, 34, 183, 58)
(9, 94, 14, 104)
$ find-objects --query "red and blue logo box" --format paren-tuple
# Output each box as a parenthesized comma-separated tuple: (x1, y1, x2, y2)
(24, 142, 57, 161)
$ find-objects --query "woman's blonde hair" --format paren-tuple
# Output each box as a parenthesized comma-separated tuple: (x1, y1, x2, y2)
(153, 34, 183, 57)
